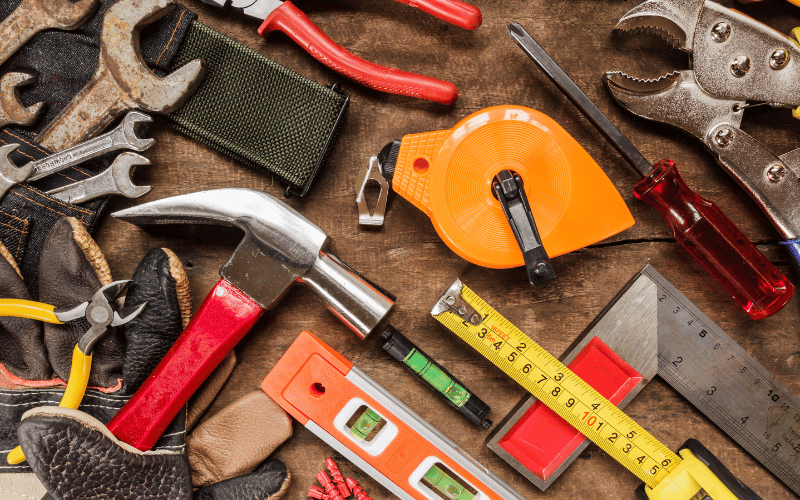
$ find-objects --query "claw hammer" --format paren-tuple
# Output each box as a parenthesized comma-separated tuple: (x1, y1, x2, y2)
(106, 188, 395, 450)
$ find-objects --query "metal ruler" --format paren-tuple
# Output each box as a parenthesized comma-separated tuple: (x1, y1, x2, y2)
(433, 265, 800, 496)
(431, 277, 680, 487)
(647, 267, 800, 495)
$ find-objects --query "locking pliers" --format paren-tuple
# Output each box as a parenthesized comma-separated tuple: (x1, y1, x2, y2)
(604, 0, 800, 278)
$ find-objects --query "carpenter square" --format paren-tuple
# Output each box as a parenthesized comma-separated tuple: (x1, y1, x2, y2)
(488, 265, 800, 495)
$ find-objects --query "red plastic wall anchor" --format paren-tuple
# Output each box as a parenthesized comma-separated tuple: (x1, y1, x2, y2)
(316, 471, 343, 500)
(345, 477, 374, 500)
(107, 279, 265, 450)
(394, 0, 482, 30)
(496, 337, 642, 481)
(258, 1, 459, 105)
(308, 485, 326, 499)
(326, 458, 350, 498)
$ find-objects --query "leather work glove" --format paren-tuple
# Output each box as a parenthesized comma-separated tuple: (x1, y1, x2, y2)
(0, 216, 191, 499)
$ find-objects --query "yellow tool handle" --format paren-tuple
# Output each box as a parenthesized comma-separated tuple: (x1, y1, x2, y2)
(434, 283, 680, 487)
(7, 346, 92, 465)
(0, 299, 62, 323)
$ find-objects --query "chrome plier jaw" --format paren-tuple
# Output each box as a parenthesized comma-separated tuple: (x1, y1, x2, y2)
(614, 0, 800, 109)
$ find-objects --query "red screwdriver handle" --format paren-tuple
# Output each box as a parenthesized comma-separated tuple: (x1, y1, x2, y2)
(393, 0, 482, 30)
(635, 159, 793, 320)
(107, 279, 265, 450)
(258, 1, 459, 105)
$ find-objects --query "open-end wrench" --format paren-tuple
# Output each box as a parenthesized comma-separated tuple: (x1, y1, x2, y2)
(45, 152, 151, 204)
(0, 0, 101, 66)
(35, 0, 205, 152)
(0, 72, 43, 128)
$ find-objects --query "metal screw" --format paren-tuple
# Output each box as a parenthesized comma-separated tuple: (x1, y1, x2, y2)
(470, 314, 481, 325)
(445, 295, 455, 306)
(715, 129, 734, 147)
(90, 307, 109, 324)
(767, 164, 785, 182)
(711, 22, 730, 42)
(534, 261, 550, 276)
(730, 56, 751, 77)
(458, 305, 467, 315)
(770, 49, 789, 70)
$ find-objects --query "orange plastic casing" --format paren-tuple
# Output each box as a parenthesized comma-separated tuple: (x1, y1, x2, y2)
(391, 105, 634, 269)
(262, 332, 522, 500)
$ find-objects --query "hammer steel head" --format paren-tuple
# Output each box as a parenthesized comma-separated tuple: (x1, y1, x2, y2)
(0, 73, 44, 128)
(104, 0, 206, 113)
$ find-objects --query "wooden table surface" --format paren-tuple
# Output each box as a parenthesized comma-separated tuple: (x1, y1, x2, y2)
(93, 0, 800, 498)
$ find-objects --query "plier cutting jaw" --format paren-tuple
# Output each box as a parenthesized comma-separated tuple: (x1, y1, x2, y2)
(613, 0, 800, 112)
(0, 280, 145, 464)
(202, 0, 482, 104)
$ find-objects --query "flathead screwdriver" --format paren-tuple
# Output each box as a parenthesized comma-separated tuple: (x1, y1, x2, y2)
(507, 23, 793, 320)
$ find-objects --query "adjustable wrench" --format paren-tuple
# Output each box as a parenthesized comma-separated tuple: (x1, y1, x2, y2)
(0, 0, 100, 66)
(45, 152, 151, 204)
(0, 72, 43, 129)
(36, 0, 205, 152)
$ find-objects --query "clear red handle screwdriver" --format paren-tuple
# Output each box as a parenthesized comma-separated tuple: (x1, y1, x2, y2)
(508, 23, 793, 319)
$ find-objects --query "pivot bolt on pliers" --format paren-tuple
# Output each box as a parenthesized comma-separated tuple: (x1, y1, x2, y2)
(0, 280, 146, 464)
(605, 0, 800, 279)
(201, 0, 482, 104)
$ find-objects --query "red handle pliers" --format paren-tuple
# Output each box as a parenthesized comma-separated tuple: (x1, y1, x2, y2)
(204, 0, 482, 104)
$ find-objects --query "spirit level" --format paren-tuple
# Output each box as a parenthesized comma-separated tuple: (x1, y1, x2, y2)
(431, 275, 762, 499)
(262, 331, 527, 500)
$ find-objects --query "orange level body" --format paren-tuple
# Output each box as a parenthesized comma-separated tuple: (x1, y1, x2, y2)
(262, 331, 526, 500)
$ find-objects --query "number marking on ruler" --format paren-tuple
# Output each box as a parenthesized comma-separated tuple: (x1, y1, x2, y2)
(643, 267, 800, 495)
(433, 280, 679, 487)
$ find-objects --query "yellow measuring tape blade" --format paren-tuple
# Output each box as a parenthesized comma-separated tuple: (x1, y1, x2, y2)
(433, 281, 680, 487)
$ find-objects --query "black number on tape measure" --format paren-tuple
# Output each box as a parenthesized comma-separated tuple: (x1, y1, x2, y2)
(493, 341, 503, 350)
(649, 465, 660, 475)
(659, 294, 666, 302)
(622, 444, 632, 453)
(673, 306, 680, 314)
(516, 342, 526, 352)
(773, 443, 782, 452)
(727, 354, 734, 361)
(754, 378, 760, 385)
(591, 404, 600, 411)
(596, 422, 604, 431)
(768, 390, 781, 402)
(714, 343, 720, 350)
(699, 329, 707, 338)
(636, 456, 646, 465)
(537, 375, 547, 384)
(707, 387, 717, 396)
(554, 373, 564, 382)
(661, 459, 671, 467)
(672, 357, 682, 367)
(608, 433, 619, 443)
(740, 367, 747, 373)
(552, 387, 561, 397)
(687, 319, 693, 326)
(764, 432, 771, 440)
(741, 416, 749, 425)
(626, 431, 637, 439)
(566, 398, 575, 408)
(522, 364, 531, 374)
(508, 352, 517, 362)
(477, 327, 487, 338)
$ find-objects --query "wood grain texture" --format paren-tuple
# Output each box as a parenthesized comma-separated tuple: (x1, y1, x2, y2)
(92, 0, 800, 498)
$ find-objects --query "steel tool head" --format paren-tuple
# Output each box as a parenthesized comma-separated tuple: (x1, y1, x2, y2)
(103, 0, 206, 113)
(120, 112, 156, 151)
(110, 152, 152, 199)
(0, 73, 43, 127)
(613, 0, 703, 51)
(37, 0, 102, 29)
(0, 144, 33, 199)
(604, 70, 744, 140)
(79, 279, 146, 354)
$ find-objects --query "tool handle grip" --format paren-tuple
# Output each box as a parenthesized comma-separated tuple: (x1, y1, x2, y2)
(393, 0, 482, 30)
(780, 239, 800, 284)
(258, 1, 459, 105)
(634, 159, 793, 320)
(107, 279, 264, 450)
(0, 300, 60, 323)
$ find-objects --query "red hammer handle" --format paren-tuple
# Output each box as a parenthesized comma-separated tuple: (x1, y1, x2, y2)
(393, 0, 482, 30)
(107, 279, 264, 450)
(258, 1, 459, 105)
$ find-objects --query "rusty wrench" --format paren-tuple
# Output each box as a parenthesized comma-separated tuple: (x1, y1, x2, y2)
(45, 152, 151, 204)
(0, 0, 100, 66)
(36, 0, 206, 152)
(0, 72, 43, 128)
